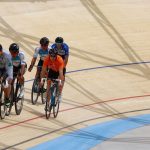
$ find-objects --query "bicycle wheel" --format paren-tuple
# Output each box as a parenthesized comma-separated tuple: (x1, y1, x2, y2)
(45, 101, 52, 119)
(53, 86, 60, 118)
(15, 81, 24, 115)
(7, 85, 14, 116)
(41, 80, 46, 104)
(0, 84, 6, 119)
(31, 79, 39, 105)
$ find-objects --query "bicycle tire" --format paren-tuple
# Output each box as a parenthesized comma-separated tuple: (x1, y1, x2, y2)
(53, 99, 59, 118)
(0, 84, 6, 119)
(15, 81, 24, 115)
(31, 79, 39, 105)
(45, 101, 52, 119)
(53, 86, 60, 118)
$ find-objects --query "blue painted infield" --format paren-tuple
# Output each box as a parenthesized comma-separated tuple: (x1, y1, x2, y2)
(28, 114, 150, 150)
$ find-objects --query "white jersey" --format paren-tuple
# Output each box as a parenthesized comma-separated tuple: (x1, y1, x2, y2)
(0, 51, 13, 79)
(12, 52, 26, 67)
(33, 47, 50, 61)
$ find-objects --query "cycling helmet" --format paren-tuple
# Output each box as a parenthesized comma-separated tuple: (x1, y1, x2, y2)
(55, 37, 64, 43)
(0, 44, 2, 51)
(49, 48, 58, 57)
(9, 43, 19, 53)
(40, 37, 49, 45)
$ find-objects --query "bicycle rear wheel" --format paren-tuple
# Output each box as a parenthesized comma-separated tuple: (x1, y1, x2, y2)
(15, 82, 24, 115)
(31, 79, 39, 105)
(0, 85, 6, 119)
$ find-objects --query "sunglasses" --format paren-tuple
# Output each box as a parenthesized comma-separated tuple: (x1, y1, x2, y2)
(41, 44, 48, 47)
(56, 42, 62, 45)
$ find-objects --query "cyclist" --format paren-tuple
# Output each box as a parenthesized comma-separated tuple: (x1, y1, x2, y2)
(51, 37, 69, 102)
(9, 43, 27, 99)
(28, 37, 50, 79)
(40, 48, 64, 109)
(0, 44, 13, 106)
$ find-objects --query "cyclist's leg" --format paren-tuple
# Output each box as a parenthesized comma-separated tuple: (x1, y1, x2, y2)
(46, 79, 51, 103)
(58, 67, 66, 102)
(18, 64, 27, 98)
(36, 60, 43, 93)
(36, 60, 43, 79)
(45, 69, 58, 110)
(3, 76, 12, 106)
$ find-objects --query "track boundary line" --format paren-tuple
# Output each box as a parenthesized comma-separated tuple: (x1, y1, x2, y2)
(0, 94, 150, 130)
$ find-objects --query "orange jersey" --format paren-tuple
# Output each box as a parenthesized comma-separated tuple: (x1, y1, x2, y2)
(43, 55, 64, 72)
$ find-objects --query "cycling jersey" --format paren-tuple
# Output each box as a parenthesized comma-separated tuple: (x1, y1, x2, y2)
(0, 51, 13, 79)
(12, 52, 26, 67)
(33, 47, 50, 61)
(43, 55, 64, 72)
(51, 43, 69, 60)
(12, 52, 27, 77)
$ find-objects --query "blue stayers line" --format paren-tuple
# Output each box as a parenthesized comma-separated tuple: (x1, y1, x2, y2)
(28, 114, 150, 150)
(66, 61, 150, 73)
(25, 61, 150, 83)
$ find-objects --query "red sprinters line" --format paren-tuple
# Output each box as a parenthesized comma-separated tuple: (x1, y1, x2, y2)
(0, 94, 150, 130)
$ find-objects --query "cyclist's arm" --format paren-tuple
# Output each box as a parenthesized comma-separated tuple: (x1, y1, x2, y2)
(41, 56, 48, 79)
(58, 68, 64, 81)
(29, 57, 37, 67)
(64, 55, 69, 67)
(64, 44, 69, 67)
(28, 47, 39, 71)
(5, 53, 13, 80)
(58, 57, 65, 81)
(40, 66, 47, 79)
(19, 52, 26, 77)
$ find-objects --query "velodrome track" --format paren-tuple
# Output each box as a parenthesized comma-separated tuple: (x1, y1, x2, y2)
(1, 0, 150, 149)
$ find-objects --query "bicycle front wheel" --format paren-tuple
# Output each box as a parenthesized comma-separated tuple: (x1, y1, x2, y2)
(15, 83, 24, 115)
(7, 85, 14, 116)
(53, 98, 59, 118)
(45, 101, 52, 119)
(0, 85, 6, 119)
(31, 79, 39, 105)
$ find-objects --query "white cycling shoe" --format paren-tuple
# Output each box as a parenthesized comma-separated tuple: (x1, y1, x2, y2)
(19, 86, 24, 99)
(58, 94, 62, 103)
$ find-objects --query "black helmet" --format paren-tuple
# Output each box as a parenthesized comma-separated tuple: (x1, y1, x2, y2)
(55, 37, 64, 43)
(49, 48, 58, 57)
(9, 43, 19, 53)
(40, 37, 49, 45)
(0, 44, 2, 51)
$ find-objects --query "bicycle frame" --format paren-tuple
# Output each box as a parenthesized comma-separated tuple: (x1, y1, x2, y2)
(45, 79, 60, 119)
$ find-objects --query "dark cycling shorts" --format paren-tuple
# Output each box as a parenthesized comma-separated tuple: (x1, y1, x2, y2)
(0, 68, 6, 78)
(13, 63, 27, 78)
(37, 59, 44, 71)
(48, 68, 66, 79)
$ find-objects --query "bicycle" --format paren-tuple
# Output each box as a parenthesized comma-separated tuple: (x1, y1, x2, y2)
(45, 79, 61, 119)
(7, 74, 24, 116)
(0, 75, 7, 119)
(31, 66, 46, 105)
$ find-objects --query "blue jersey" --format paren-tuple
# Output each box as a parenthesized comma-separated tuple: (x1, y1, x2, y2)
(51, 43, 69, 60)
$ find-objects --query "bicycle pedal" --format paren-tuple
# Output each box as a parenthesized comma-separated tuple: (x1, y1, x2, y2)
(45, 106, 50, 112)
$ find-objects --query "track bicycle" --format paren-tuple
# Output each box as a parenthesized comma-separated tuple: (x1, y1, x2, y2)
(31, 66, 46, 105)
(45, 79, 61, 119)
(7, 73, 24, 116)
